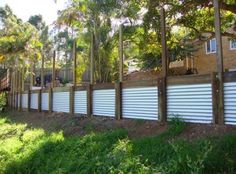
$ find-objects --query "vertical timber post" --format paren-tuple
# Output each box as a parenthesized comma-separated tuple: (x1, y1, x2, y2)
(49, 87, 53, 113)
(119, 24, 123, 82)
(159, 6, 168, 123)
(90, 32, 94, 85)
(115, 82, 122, 120)
(52, 51, 56, 88)
(27, 90, 31, 112)
(87, 84, 92, 118)
(70, 86, 75, 115)
(38, 90, 42, 112)
(19, 70, 22, 111)
(211, 72, 219, 124)
(213, 0, 224, 124)
(73, 39, 77, 86)
(41, 53, 45, 89)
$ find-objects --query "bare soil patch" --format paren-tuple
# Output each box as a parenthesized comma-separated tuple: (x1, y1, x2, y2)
(3, 110, 236, 140)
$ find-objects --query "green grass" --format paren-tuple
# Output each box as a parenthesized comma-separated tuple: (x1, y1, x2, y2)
(0, 114, 236, 174)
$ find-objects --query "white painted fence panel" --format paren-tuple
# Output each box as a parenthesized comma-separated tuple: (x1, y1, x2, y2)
(93, 89, 115, 117)
(42, 93, 49, 111)
(31, 93, 38, 109)
(53, 92, 70, 113)
(74, 90, 87, 114)
(122, 87, 158, 120)
(167, 84, 213, 123)
(224, 82, 236, 125)
(22, 94, 28, 108)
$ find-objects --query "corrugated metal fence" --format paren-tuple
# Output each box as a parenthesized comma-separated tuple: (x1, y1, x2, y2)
(11, 73, 236, 125)
(93, 89, 115, 117)
(224, 82, 236, 125)
(122, 87, 158, 120)
(167, 84, 213, 123)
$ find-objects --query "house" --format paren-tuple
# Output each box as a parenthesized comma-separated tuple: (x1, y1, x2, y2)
(170, 36, 236, 74)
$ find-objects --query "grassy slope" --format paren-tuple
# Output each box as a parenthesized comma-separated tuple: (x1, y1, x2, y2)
(0, 115, 236, 174)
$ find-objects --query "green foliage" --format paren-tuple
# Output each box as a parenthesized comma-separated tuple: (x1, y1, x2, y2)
(1, 114, 236, 174)
(168, 116, 186, 136)
(0, 92, 7, 112)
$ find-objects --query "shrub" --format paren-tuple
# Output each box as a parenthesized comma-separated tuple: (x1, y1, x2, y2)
(0, 92, 7, 112)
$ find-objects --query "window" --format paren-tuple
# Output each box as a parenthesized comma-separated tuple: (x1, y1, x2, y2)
(205, 38, 216, 54)
(230, 39, 236, 50)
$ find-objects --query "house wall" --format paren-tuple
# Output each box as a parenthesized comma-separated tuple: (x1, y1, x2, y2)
(194, 37, 236, 74)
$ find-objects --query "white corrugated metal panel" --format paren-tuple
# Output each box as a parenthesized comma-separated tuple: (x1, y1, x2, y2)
(74, 90, 87, 114)
(167, 83, 213, 123)
(31, 93, 38, 109)
(22, 94, 28, 108)
(42, 93, 49, 111)
(224, 82, 236, 125)
(93, 89, 115, 117)
(53, 92, 70, 113)
(122, 87, 158, 120)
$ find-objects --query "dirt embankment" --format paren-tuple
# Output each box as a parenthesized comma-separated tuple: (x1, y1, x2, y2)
(3, 110, 236, 140)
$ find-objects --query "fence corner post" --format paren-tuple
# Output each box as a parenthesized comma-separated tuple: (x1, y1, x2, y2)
(70, 86, 75, 115)
(211, 72, 219, 124)
(158, 77, 167, 123)
(38, 90, 42, 112)
(115, 82, 122, 120)
(49, 87, 53, 113)
(87, 84, 92, 118)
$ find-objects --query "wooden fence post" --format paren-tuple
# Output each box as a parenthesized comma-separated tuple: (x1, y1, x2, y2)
(16, 92, 18, 110)
(213, 0, 225, 125)
(49, 87, 53, 113)
(28, 90, 31, 112)
(115, 82, 122, 120)
(211, 72, 219, 124)
(19, 91, 22, 111)
(87, 84, 92, 118)
(158, 77, 167, 123)
(38, 90, 42, 112)
(70, 86, 75, 114)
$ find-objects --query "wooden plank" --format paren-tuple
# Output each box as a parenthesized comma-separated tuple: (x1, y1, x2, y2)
(93, 83, 115, 90)
(70, 86, 75, 114)
(122, 80, 158, 88)
(87, 84, 92, 118)
(167, 74, 211, 85)
(119, 25, 123, 82)
(115, 82, 122, 120)
(52, 87, 70, 92)
(211, 72, 219, 124)
(224, 71, 236, 82)
(158, 78, 167, 123)
(213, 0, 224, 125)
(41, 89, 49, 93)
(74, 85, 87, 91)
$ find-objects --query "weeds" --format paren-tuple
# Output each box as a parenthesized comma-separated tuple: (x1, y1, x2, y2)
(0, 115, 236, 174)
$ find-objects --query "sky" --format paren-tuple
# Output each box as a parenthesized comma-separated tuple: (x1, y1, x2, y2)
(0, 0, 68, 25)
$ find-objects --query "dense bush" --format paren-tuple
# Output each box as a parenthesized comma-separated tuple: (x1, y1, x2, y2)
(0, 92, 7, 112)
